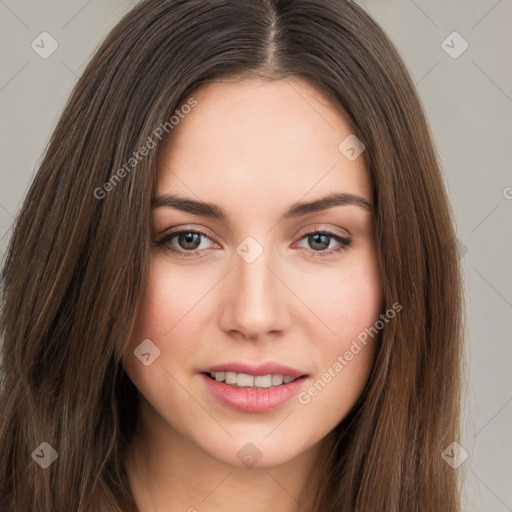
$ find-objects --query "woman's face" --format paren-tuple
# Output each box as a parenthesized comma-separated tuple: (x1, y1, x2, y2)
(123, 78, 383, 468)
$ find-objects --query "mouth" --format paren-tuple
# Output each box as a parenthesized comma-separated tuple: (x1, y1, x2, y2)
(198, 362, 309, 413)
(203, 371, 303, 389)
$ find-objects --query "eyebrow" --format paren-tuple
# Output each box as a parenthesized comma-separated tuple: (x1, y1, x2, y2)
(152, 192, 374, 221)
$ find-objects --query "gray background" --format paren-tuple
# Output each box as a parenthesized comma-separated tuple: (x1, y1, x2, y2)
(0, 0, 511, 510)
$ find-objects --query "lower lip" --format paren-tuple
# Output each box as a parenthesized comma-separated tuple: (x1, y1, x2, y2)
(200, 373, 308, 413)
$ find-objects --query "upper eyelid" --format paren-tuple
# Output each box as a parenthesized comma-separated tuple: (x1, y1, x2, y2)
(156, 226, 218, 246)
(157, 221, 350, 237)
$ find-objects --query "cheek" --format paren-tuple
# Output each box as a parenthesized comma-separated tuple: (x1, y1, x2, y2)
(300, 246, 383, 347)
(123, 257, 211, 386)
(295, 249, 382, 413)
(335, 271, 382, 342)
(131, 251, 224, 338)
(335, 252, 382, 363)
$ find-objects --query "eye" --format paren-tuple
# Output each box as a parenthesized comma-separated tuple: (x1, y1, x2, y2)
(295, 230, 352, 257)
(154, 227, 352, 259)
(155, 228, 217, 257)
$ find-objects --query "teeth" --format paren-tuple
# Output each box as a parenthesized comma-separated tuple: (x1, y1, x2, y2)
(237, 373, 254, 387)
(272, 375, 284, 386)
(208, 371, 298, 388)
(254, 375, 272, 388)
(225, 372, 237, 384)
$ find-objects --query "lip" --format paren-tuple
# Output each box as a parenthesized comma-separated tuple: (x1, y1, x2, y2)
(197, 360, 309, 413)
(200, 373, 308, 413)
(198, 361, 307, 379)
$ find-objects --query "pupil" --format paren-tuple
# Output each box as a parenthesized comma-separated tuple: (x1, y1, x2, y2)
(310, 233, 329, 250)
(179, 232, 201, 250)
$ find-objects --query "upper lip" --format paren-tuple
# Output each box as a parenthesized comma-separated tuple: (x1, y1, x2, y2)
(199, 361, 307, 379)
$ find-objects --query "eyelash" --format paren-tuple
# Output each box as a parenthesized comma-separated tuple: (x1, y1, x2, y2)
(154, 227, 352, 259)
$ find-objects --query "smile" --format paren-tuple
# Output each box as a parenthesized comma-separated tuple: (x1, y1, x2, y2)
(206, 371, 298, 388)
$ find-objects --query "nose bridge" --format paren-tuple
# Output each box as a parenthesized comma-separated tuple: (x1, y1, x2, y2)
(220, 235, 287, 338)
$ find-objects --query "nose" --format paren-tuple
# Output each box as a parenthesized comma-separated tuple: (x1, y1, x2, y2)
(218, 242, 290, 341)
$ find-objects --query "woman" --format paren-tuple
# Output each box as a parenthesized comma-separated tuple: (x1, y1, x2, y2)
(0, 0, 464, 510)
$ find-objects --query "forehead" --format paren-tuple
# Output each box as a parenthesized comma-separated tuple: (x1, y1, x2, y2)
(155, 78, 371, 209)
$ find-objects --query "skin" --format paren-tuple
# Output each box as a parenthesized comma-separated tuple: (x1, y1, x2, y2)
(122, 77, 383, 512)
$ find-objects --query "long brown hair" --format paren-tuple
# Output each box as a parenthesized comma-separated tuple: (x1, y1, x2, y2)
(0, 1, 464, 510)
